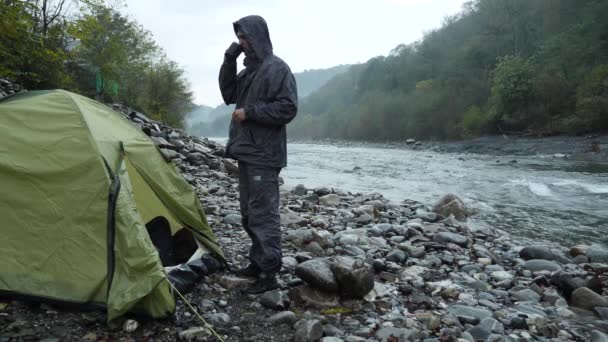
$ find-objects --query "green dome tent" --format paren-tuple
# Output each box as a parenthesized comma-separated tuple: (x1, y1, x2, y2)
(0, 90, 223, 320)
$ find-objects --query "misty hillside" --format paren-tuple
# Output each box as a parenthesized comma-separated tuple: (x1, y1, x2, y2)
(289, 0, 608, 141)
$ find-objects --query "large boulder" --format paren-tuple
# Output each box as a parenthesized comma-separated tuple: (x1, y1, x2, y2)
(330, 256, 374, 298)
(571, 287, 608, 310)
(432, 194, 468, 221)
(295, 258, 338, 292)
(519, 246, 570, 264)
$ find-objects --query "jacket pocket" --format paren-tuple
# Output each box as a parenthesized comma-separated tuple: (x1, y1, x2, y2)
(249, 124, 271, 146)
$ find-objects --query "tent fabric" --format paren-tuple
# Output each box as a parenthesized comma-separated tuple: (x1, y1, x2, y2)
(0, 89, 222, 320)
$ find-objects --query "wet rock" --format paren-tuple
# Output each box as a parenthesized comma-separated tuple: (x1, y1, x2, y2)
(386, 249, 407, 263)
(447, 305, 493, 321)
(281, 212, 308, 227)
(186, 152, 210, 166)
(223, 214, 242, 225)
(294, 184, 308, 196)
(571, 287, 608, 310)
(570, 245, 589, 257)
(208, 313, 230, 325)
(289, 285, 339, 308)
(219, 275, 252, 290)
(375, 327, 417, 342)
(519, 246, 570, 263)
(296, 258, 338, 292)
(510, 316, 528, 330)
(160, 148, 180, 160)
(320, 194, 341, 206)
(491, 271, 513, 281)
(122, 319, 138, 333)
(432, 194, 468, 221)
(511, 289, 541, 302)
(260, 290, 291, 310)
(365, 200, 386, 211)
(320, 337, 344, 342)
(479, 317, 504, 335)
(587, 247, 608, 263)
(267, 311, 298, 325)
(294, 319, 323, 342)
(415, 209, 438, 222)
(355, 214, 374, 224)
(433, 232, 468, 247)
(522, 259, 561, 272)
(331, 256, 374, 298)
(595, 307, 608, 320)
(591, 330, 608, 342)
(467, 326, 491, 341)
(179, 327, 211, 340)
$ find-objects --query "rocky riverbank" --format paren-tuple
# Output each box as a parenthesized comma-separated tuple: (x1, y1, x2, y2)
(2, 101, 608, 342)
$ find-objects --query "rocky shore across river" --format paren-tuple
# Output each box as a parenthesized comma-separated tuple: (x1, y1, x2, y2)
(1, 98, 608, 341)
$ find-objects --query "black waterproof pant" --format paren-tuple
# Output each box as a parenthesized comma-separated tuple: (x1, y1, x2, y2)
(238, 161, 282, 274)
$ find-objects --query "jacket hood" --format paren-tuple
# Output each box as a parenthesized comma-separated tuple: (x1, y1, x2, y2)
(233, 15, 273, 60)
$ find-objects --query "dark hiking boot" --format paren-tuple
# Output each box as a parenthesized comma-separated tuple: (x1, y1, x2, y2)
(241, 273, 279, 294)
(232, 264, 261, 278)
(201, 253, 224, 274)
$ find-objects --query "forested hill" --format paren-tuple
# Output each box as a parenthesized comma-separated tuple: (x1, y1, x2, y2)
(289, 0, 608, 141)
(1, 1, 194, 129)
(187, 65, 351, 137)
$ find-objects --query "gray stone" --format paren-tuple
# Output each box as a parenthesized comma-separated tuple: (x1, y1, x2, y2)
(510, 316, 528, 330)
(260, 290, 290, 310)
(314, 187, 331, 196)
(571, 287, 608, 310)
(296, 258, 338, 292)
(294, 184, 308, 196)
(282, 256, 299, 271)
(511, 289, 541, 302)
(433, 232, 468, 247)
(595, 307, 608, 320)
(331, 256, 374, 298)
(320, 194, 341, 206)
(522, 259, 561, 272)
(186, 152, 209, 166)
(415, 209, 438, 222)
(179, 327, 211, 340)
(375, 327, 417, 342)
(479, 317, 504, 334)
(323, 324, 345, 337)
(591, 330, 608, 342)
(294, 319, 323, 342)
(281, 212, 308, 227)
(461, 264, 483, 273)
(587, 247, 608, 263)
(219, 275, 251, 290)
(288, 285, 339, 308)
(432, 194, 468, 221)
(207, 313, 230, 325)
(320, 338, 344, 342)
(364, 200, 386, 211)
(160, 148, 180, 160)
(447, 305, 493, 321)
(466, 326, 491, 341)
(223, 214, 242, 225)
(267, 311, 298, 325)
(386, 249, 407, 263)
(519, 246, 570, 263)
(491, 271, 513, 281)
(355, 213, 374, 224)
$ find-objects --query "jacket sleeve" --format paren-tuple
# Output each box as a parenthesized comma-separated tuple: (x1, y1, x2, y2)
(219, 56, 238, 105)
(246, 66, 298, 126)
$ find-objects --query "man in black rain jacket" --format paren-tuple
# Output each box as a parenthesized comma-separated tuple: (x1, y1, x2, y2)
(219, 15, 297, 294)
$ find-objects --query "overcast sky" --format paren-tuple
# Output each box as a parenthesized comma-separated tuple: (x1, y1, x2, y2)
(124, 0, 467, 106)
